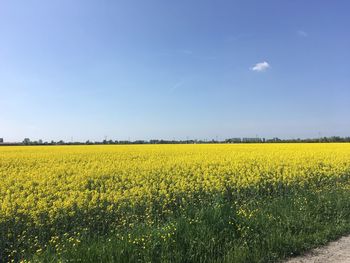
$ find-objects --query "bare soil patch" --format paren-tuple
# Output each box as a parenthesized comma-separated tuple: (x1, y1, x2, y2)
(286, 235, 350, 263)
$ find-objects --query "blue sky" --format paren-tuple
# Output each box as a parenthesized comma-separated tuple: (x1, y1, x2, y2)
(1, 1, 349, 142)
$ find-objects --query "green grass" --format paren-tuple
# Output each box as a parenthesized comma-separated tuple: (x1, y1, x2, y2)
(25, 185, 350, 263)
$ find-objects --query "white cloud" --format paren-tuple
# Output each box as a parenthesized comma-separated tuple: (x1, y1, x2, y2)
(251, 61, 270, 72)
(297, 30, 308, 37)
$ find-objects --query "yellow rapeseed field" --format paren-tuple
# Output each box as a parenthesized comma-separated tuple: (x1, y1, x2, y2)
(1, 143, 350, 262)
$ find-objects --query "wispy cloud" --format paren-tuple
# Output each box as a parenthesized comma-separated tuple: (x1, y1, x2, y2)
(170, 81, 184, 92)
(297, 30, 308, 37)
(251, 61, 270, 72)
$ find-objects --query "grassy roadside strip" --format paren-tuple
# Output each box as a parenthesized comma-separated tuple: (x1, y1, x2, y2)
(26, 184, 350, 263)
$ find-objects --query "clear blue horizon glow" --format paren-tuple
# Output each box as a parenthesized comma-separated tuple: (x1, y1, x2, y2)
(1, 1, 349, 142)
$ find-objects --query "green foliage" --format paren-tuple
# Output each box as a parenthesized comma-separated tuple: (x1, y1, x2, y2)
(28, 187, 350, 263)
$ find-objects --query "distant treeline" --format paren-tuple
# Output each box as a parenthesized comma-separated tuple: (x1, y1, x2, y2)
(0, 136, 350, 146)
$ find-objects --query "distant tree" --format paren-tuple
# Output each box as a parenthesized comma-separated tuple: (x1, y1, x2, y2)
(23, 138, 31, 145)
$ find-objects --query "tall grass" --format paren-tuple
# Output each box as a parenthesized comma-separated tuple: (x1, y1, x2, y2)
(24, 184, 350, 263)
(2, 144, 350, 262)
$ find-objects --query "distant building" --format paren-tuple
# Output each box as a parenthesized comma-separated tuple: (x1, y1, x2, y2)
(242, 137, 262, 143)
(0, 138, 3, 143)
(225, 138, 242, 143)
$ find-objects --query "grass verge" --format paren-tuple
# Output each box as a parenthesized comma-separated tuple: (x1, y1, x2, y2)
(27, 186, 350, 263)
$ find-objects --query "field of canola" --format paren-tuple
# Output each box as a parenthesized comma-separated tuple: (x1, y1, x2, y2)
(1, 144, 350, 262)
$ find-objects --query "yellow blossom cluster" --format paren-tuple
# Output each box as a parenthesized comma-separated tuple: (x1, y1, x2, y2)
(1, 143, 350, 260)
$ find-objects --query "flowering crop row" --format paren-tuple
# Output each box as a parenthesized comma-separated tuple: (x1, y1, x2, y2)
(1, 143, 350, 262)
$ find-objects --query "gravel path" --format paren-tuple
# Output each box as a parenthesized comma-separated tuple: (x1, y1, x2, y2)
(285, 235, 350, 263)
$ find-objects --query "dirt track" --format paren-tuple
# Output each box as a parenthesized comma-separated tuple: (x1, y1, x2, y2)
(285, 235, 350, 263)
